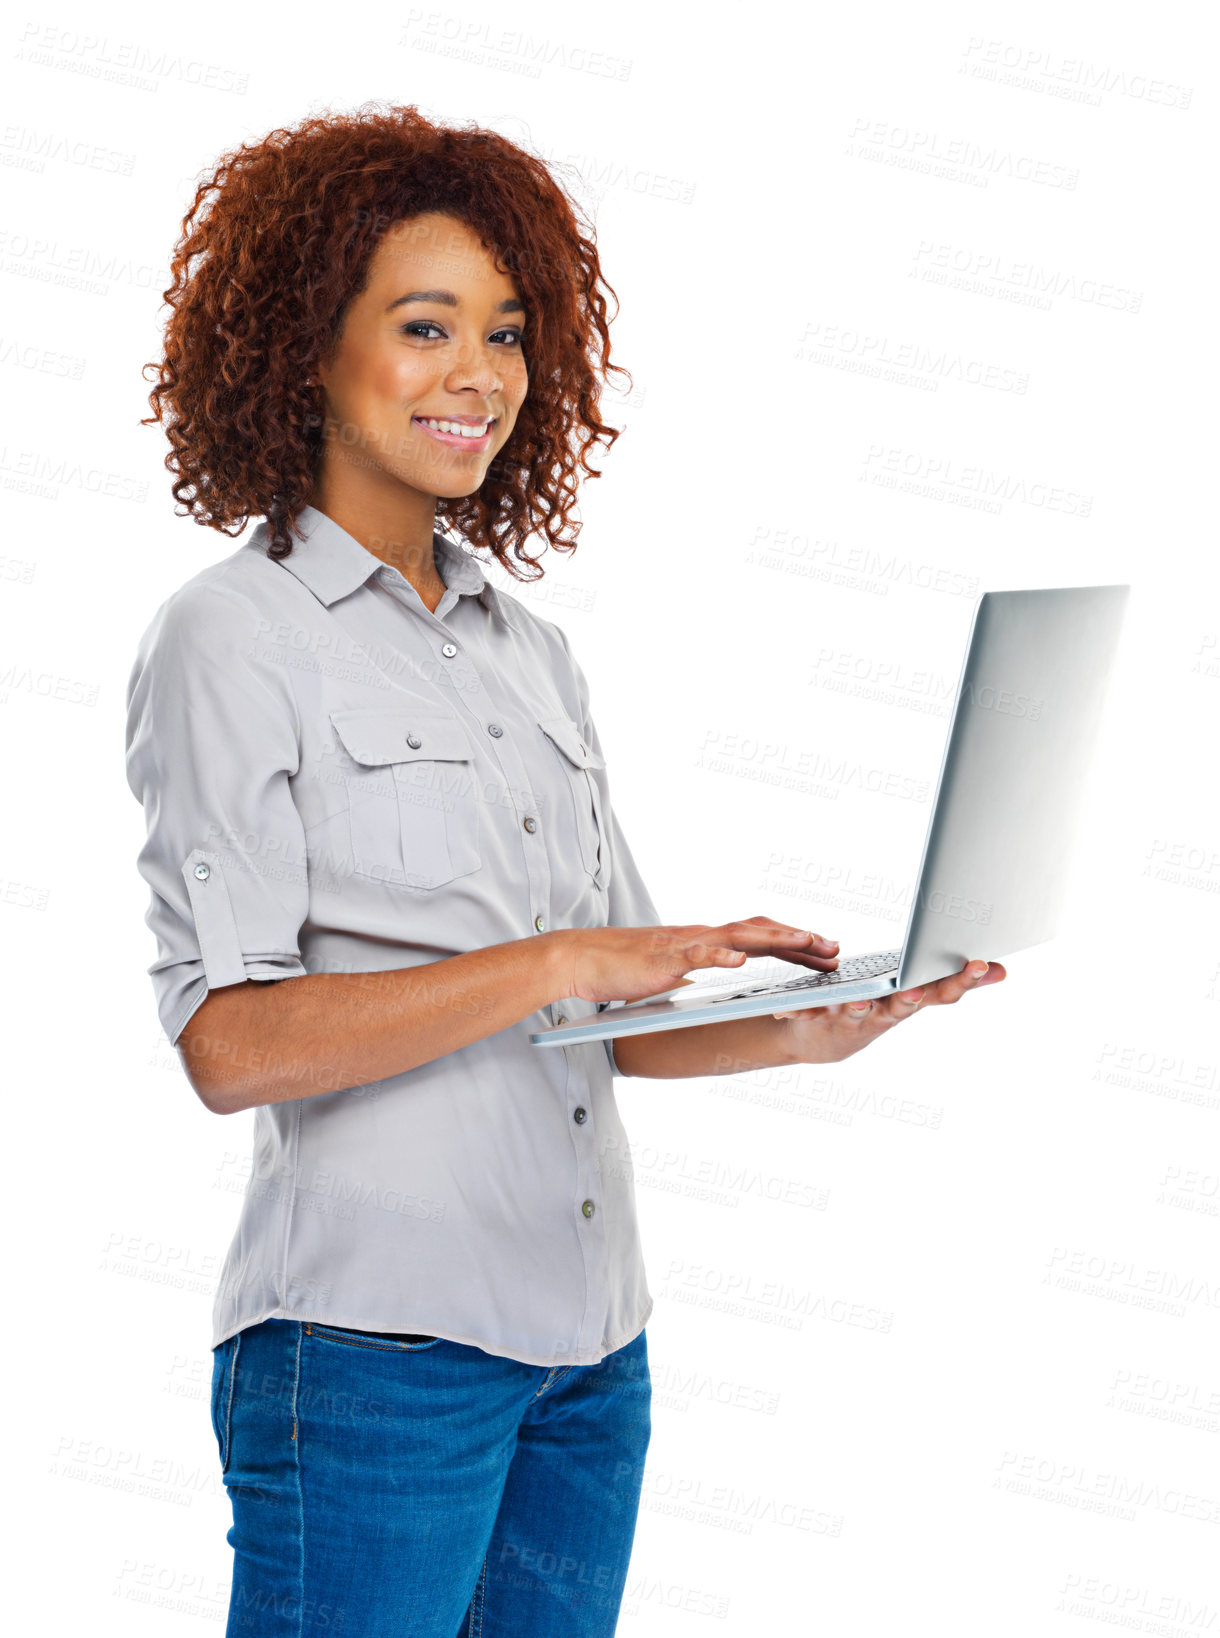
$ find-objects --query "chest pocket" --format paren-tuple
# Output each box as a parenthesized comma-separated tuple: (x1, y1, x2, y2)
(537, 715, 610, 890)
(329, 707, 482, 890)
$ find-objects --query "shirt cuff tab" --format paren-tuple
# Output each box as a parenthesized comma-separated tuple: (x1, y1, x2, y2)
(181, 849, 248, 990)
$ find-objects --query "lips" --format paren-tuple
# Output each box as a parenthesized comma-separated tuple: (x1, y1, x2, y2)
(411, 415, 496, 451)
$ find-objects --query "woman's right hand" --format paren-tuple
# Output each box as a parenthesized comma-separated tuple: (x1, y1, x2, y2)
(549, 917, 841, 1006)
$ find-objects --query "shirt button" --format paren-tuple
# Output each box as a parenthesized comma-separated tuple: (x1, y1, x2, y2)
(523, 816, 537, 833)
(406, 734, 422, 749)
(193, 863, 210, 881)
(573, 1106, 587, 1125)
(488, 723, 503, 737)
(581, 1199, 595, 1219)
(535, 915, 546, 932)
(556, 1013, 566, 1026)
(441, 642, 458, 657)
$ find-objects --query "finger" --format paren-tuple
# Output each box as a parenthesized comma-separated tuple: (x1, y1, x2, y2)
(683, 941, 749, 970)
(891, 958, 1007, 1014)
(700, 920, 840, 959)
(730, 919, 841, 971)
(779, 947, 840, 971)
(781, 928, 840, 955)
(877, 985, 926, 1021)
(742, 915, 839, 952)
(923, 959, 991, 1006)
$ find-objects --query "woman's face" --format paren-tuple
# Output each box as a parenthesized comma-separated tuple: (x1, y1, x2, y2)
(314, 211, 529, 504)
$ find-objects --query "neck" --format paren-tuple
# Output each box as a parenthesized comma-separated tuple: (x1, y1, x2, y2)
(307, 478, 446, 606)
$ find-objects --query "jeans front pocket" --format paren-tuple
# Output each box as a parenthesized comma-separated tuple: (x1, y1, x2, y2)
(329, 706, 482, 890)
(537, 714, 610, 889)
(308, 1322, 444, 1351)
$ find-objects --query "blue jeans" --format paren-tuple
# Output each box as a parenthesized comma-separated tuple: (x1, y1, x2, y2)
(210, 1317, 651, 1636)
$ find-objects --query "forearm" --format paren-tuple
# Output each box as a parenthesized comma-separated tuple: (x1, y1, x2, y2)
(180, 931, 569, 1115)
(612, 1012, 799, 1079)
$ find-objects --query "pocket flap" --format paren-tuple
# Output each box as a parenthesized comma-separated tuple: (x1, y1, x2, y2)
(537, 715, 606, 771)
(330, 707, 473, 767)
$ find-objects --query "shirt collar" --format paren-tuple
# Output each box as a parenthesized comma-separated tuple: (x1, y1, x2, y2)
(249, 503, 506, 618)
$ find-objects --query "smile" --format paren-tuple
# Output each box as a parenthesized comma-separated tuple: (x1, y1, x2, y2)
(412, 416, 496, 450)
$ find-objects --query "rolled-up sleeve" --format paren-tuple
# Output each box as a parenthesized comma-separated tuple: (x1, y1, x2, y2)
(555, 625, 662, 1076)
(125, 583, 310, 1048)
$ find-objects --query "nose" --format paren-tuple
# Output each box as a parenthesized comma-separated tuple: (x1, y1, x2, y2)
(444, 340, 504, 396)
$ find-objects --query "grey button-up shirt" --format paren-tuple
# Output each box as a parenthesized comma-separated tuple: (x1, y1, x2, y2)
(125, 504, 661, 1365)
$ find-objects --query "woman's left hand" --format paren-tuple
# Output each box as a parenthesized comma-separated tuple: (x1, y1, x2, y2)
(771, 957, 1007, 1064)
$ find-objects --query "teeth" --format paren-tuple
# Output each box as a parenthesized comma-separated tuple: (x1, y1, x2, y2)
(417, 418, 491, 438)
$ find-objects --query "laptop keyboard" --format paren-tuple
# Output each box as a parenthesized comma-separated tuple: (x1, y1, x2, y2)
(710, 951, 902, 1004)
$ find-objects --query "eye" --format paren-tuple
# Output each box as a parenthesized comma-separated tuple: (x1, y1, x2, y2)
(399, 321, 525, 346)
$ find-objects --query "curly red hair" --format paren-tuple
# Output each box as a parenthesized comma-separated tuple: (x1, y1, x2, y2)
(141, 102, 631, 574)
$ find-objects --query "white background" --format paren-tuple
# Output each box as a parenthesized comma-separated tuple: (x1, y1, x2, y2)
(3, 0, 1217, 1631)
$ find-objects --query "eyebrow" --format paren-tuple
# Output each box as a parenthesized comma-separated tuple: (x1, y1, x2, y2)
(385, 289, 526, 315)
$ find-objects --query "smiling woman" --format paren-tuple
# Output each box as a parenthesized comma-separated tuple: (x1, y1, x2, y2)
(127, 99, 998, 1638)
(304, 210, 534, 604)
(129, 102, 677, 1638)
(141, 103, 628, 578)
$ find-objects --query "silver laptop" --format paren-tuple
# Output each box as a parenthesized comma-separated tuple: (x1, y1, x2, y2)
(530, 584, 1130, 1050)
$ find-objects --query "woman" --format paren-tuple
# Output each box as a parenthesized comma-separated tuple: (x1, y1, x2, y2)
(126, 104, 1004, 1637)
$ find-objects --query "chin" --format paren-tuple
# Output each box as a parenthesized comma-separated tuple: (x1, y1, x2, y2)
(383, 462, 488, 502)
(429, 476, 490, 500)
